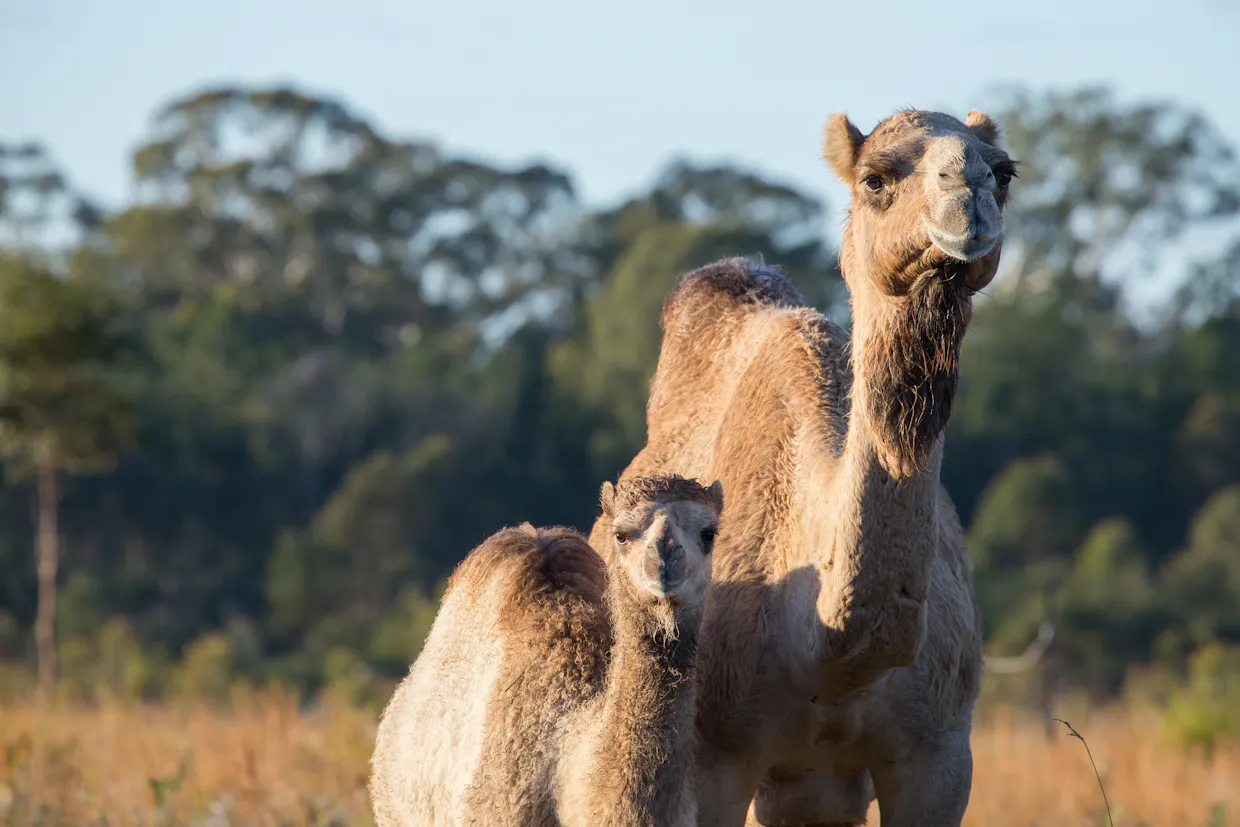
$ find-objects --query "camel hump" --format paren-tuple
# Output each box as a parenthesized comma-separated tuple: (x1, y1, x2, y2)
(447, 524, 608, 618)
(661, 257, 804, 331)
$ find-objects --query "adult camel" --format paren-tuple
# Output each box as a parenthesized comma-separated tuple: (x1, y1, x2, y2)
(589, 108, 1017, 826)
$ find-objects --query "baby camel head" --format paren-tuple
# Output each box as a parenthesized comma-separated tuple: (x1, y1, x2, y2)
(599, 474, 723, 608)
(825, 108, 1018, 297)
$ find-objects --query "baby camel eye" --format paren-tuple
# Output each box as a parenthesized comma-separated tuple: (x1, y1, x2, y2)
(700, 528, 717, 551)
(862, 175, 884, 193)
(614, 532, 629, 546)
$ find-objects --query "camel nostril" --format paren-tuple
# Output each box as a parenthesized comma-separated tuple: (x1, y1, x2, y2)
(936, 169, 964, 191)
(642, 554, 662, 583)
(642, 543, 688, 594)
(660, 556, 688, 591)
(970, 226, 997, 244)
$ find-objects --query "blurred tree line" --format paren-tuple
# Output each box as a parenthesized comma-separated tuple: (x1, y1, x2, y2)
(1, 86, 1239, 736)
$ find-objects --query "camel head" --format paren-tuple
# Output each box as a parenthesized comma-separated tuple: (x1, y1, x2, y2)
(824, 108, 1017, 297)
(599, 474, 723, 608)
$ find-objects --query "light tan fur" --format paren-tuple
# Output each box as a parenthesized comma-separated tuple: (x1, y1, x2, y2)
(588, 109, 1017, 827)
(369, 475, 724, 827)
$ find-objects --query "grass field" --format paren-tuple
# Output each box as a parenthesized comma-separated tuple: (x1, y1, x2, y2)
(2, 691, 1238, 826)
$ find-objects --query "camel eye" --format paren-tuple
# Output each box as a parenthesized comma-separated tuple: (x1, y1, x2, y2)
(993, 164, 1017, 188)
(862, 175, 884, 193)
(614, 532, 629, 546)
(700, 528, 717, 552)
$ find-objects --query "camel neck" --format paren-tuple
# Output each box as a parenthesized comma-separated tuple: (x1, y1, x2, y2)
(590, 576, 699, 821)
(846, 268, 966, 479)
(800, 266, 966, 694)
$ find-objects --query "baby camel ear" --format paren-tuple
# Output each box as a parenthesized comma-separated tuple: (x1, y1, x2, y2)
(599, 480, 617, 517)
(823, 113, 865, 182)
(965, 110, 1003, 147)
(707, 479, 724, 513)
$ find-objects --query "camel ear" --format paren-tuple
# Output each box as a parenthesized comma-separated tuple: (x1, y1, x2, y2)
(965, 110, 1002, 147)
(823, 113, 865, 182)
(707, 480, 724, 513)
(599, 481, 616, 517)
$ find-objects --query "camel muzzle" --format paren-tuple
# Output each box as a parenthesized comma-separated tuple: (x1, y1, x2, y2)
(642, 541, 688, 594)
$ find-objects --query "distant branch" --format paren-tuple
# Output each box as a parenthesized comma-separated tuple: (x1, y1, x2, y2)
(983, 621, 1056, 674)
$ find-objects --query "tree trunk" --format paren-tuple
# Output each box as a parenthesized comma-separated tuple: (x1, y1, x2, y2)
(35, 451, 60, 701)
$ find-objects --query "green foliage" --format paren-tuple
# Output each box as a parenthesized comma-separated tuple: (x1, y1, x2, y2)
(55, 572, 105, 641)
(175, 633, 235, 703)
(322, 646, 385, 708)
(1057, 519, 1159, 692)
(1175, 392, 1240, 499)
(1160, 486, 1240, 657)
(266, 439, 455, 655)
(1203, 802, 1229, 827)
(1163, 642, 1240, 750)
(0, 253, 136, 475)
(368, 582, 444, 675)
(0, 610, 19, 658)
(58, 617, 167, 702)
(969, 455, 1083, 570)
(968, 455, 1080, 644)
(552, 223, 780, 470)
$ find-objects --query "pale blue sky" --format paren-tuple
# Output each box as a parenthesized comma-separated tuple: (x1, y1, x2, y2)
(2, 0, 1239, 226)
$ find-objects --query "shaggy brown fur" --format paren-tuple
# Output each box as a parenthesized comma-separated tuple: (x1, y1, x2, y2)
(453, 525, 610, 826)
(589, 109, 1016, 827)
(865, 269, 968, 475)
(369, 475, 723, 827)
(608, 472, 726, 514)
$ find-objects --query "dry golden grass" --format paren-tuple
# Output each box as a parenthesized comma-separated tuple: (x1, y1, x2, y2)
(961, 705, 1239, 826)
(2, 692, 1237, 826)
(0, 688, 375, 827)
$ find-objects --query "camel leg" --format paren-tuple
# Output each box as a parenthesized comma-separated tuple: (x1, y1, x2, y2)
(744, 762, 872, 826)
(868, 729, 972, 827)
(696, 750, 766, 827)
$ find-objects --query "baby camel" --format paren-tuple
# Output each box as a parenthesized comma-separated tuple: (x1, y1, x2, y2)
(369, 474, 724, 827)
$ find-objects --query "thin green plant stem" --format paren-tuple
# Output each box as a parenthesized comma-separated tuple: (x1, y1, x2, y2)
(1054, 717, 1115, 827)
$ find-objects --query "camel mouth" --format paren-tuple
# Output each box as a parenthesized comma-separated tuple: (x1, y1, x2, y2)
(926, 225, 998, 263)
(637, 572, 704, 607)
(640, 577, 682, 602)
